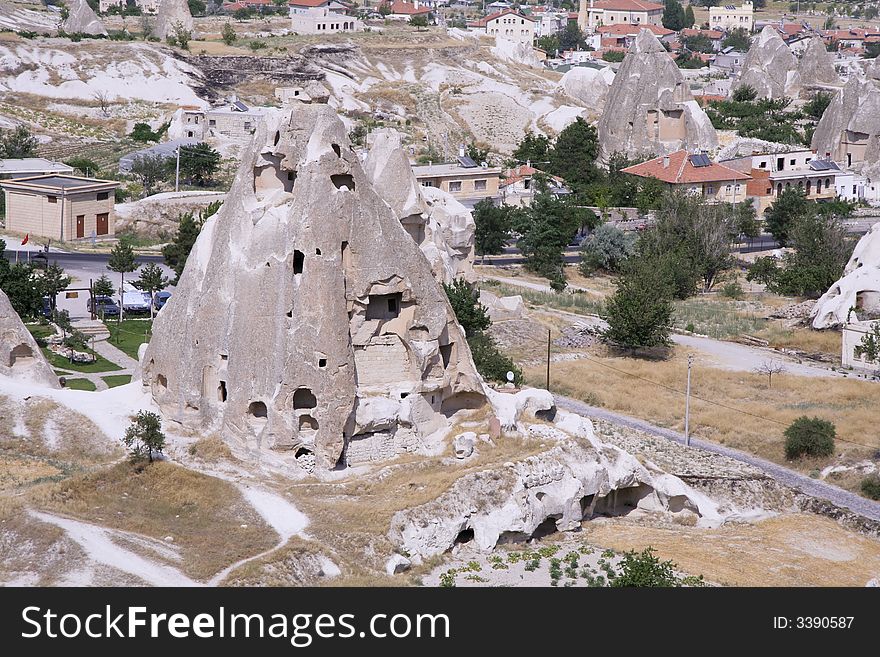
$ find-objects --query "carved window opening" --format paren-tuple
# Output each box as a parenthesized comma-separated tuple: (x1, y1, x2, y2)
(293, 250, 304, 275)
(293, 388, 317, 410)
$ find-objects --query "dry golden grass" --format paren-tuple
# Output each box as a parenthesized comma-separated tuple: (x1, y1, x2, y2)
(187, 434, 236, 463)
(0, 455, 63, 492)
(581, 514, 880, 587)
(287, 427, 549, 581)
(188, 40, 253, 56)
(28, 461, 278, 580)
(754, 323, 842, 356)
(527, 349, 880, 472)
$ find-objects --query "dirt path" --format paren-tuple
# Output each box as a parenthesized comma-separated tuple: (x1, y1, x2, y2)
(555, 395, 880, 523)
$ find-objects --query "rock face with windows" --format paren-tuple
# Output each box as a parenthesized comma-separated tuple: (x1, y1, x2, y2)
(142, 105, 486, 472)
(364, 129, 476, 284)
(597, 29, 718, 161)
(0, 290, 59, 388)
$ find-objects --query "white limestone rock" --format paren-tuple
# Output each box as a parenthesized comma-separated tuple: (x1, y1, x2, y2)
(61, 0, 107, 36)
(479, 290, 524, 322)
(142, 105, 486, 471)
(598, 29, 717, 161)
(812, 222, 880, 328)
(388, 414, 722, 558)
(797, 36, 841, 90)
(735, 26, 801, 100)
(152, 0, 193, 41)
(454, 432, 476, 459)
(811, 75, 880, 177)
(365, 129, 475, 284)
(559, 66, 615, 119)
(385, 554, 411, 575)
(0, 290, 59, 389)
(485, 387, 555, 432)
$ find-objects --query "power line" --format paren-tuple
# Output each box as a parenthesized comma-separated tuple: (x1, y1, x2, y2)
(571, 352, 877, 450)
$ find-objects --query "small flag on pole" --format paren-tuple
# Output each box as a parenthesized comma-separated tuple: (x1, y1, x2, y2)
(20, 234, 29, 246)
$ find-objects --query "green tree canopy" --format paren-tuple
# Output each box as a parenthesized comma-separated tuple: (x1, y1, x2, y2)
(0, 125, 38, 158)
(178, 142, 221, 186)
(162, 201, 221, 284)
(512, 131, 551, 166)
(547, 117, 600, 191)
(601, 256, 674, 352)
(473, 198, 512, 258)
(662, 0, 687, 30)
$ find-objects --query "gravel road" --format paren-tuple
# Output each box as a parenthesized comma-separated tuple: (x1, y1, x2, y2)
(556, 395, 880, 523)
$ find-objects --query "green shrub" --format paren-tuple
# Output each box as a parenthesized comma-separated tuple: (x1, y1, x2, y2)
(783, 416, 836, 459)
(467, 333, 522, 385)
(720, 281, 744, 299)
(860, 475, 880, 500)
(611, 547, 679, 587)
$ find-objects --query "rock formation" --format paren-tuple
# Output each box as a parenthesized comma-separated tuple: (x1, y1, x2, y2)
(479, 290, 524, 322)
(152, 0, 193, 41)
(812, 75, 880, 176)
(812, 222, 880, 329)
(735, 26, 801, 100)
(559, 66, 615, 120)
(597, 29, 718, 161)
(60, 0, 106, 36)
(142, 105, 487, 472)
(364, 129, 475, 284)
(389, 412, 722, 558)
(797, 35, 841, 90)
(0, 290, 59, 388)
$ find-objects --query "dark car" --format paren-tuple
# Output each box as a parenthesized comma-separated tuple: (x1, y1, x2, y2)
(153, 291, 172, 311)
(88, 295, 120, 317)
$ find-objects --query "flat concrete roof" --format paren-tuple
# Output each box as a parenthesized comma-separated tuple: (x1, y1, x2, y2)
(412, 163, 503, 177)
(0, 174, 119, 192)
(0, 158, 74, 175)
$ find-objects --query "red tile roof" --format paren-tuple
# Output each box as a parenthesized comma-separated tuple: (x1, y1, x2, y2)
(622, 150, 752, 184)
(500, 165, 564, 188)
(590, 0, 663, 11)
(470, 9, 536, 26)
(596, 22, 672, 36)
(384, 1, 432, 14)
(680, 28, 723, 39)
(288, 0, 331, 6)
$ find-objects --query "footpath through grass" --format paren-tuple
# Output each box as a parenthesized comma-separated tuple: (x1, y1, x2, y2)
(104, 319, 152, 360)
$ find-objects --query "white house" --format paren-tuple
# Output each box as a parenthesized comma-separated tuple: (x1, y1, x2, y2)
(469, 9, 536, 45)
(383, 1, 432, 20)
(290, 6, 363, 33)
(578, 0, 664, 31)
(709, 1, 754, 32)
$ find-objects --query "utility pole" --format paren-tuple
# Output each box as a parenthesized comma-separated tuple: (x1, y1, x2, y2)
(685, 353, 693, 446)
(175, 145, 181, 192)
(546, 328, 551, 391)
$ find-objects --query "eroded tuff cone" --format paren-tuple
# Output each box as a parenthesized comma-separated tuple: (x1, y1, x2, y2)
(734, 25, 801, 100)
(152, 0, 194, 40)
(812, 222, 880, 328)
(365, 129, 475, 283)
(61, 0, 107, 36)
(797, 36, 841, 89)
(143, 105, 485, 471)
(0, 290, 59, 388)
(812, 76, 880, 175)
(597, 29, 717, 160)
(559, 66, 615, 120)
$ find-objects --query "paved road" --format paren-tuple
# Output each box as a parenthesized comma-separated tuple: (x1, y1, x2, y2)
(556, 394, 880, 523)
(2, 248, 164, 270)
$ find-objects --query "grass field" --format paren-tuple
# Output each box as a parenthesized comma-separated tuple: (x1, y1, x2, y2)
(105, 319, 152, 360)
(101, 374, 132, 388)
(42, 347, 121, 374)
(63, 378, 97, 391)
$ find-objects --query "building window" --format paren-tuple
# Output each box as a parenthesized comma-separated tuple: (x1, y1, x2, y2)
(475, 179, 487, 192)
(47, 196, 57, 203)
(209, 119, 216, 126)
(97, 191, 109, 201)
(449, 181, 462, 192)
(706, 185, 715, 194)
(759, 161, 766, 169)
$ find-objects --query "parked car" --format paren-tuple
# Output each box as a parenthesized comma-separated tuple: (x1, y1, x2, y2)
(122, 289, 151, 314)
(87, 295, 120, 317)
(153, 291, 172, 311)
(40, 296, 52, 319)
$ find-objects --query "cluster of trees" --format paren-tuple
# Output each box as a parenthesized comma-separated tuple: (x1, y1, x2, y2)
(706, 86, 828, 146)
(129, 142, 222, 196)
(747, 190, 852, 297)
(0, 241, 68, 319)
(662, 0, 696, 31)
(0, 125, 38, 159)
(130, 121, 169, 143)
(536, 23, 589, 55)
(443, 279, 522, 385)
(161, 201, 223, 284)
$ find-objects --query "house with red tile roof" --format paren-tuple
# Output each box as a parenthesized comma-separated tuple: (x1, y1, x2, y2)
(469, 9, 536, 45)
(499, 164, 569, 206)
(596, 22, 672, 49)
(382, 0, 432, 19)
(622, 150, 751, 203)
(582, 0, 664, 30)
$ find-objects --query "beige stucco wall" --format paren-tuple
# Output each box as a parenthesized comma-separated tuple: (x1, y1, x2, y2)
(5, 189, 114, 241)
(417, 172, 500, 199)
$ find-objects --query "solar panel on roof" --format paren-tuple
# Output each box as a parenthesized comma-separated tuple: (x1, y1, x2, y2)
(689, 153, 711, 167)
(810, 160, 834, 171)
(457, 155, 478, 168)
(232, 100, 250, 112)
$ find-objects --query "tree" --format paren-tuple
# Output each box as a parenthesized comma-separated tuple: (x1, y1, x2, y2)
(473, 198, 511, 259)
(764, 187, 808, 246)
(162, 201, 221, 284)
(854, 322, 880, 363)
(466, 142, 489, 165)
(409, 14, 428, 30)
(536, 34, 559, 54)
(754, 360, 786, 387)
(512, 131, 551, 166)
(93, 273, 115, 298)
(823, 16, 836, 30)
(378, 2, 391, 15)
(0, 240, 42, 319)
(123, 410, 166, 463)
(107, 239, 138, 321)
(558, 22, 587, 51)
(36, 262, 71, 312)
(784, 416, 835, 459)
(601, 257, 673, 352)
(683, 34, 715, 54)
(130, 122, 160, 142)
(731, 84, 758, 102)
(169, 20, 192, 50)
(233, 7, 252, 20)
(867, 6, 879, 20)
(129, 153, 169, 197)
(722, 27, 750, 51)
(64, 156, 101, 177)
(547, 117, 600, 191)
(0, 125, 38, 158)
(443, 279, 491, 336)
(178, 142, 221, 186)
(684, 4, 696, 28)
(222, 21, 237, 45)
(804, 91, 833, 120)
(92, 90, 112, 118)
(133, 262, 170, 320)
(662, 0, 687, 30)
(187, 0, 206, 15)
(769, 209, 850, 297)
(612, 548, 680, 587)
(579, 223, 635, 275)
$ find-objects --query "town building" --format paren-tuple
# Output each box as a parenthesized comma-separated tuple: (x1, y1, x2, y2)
(499, 164, 569, 206)
(275, 83, 331, 104)
(842, 320, 880, 372)
(171, 98, 271, 145)
(713, 47, 746, 75)
(595, 22, 673, 49)
(412, 156, 502, 201)
(382, 1, 432, 20)
(709, 1, 754, 32)
(0, 158, 74, 179)
(530, 7, 568, 38)
(288, 0, 349, 13)
(0, 175, 119, 241)
(621, 150, 751, 203)
(577, 0, 664, 31)
(468, 9, 536, 45)
(99, 0, 159, 13)
(290, 6, 363, 33)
